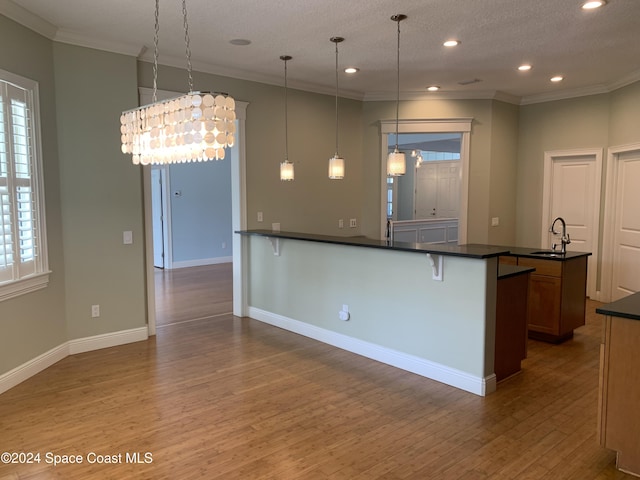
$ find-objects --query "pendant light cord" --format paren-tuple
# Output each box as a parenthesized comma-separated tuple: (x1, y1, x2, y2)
(334, 41, 339, 156)
(182, 0, 194, 93)
(284, 57, 289, 161)
(394, 16, 401, 150)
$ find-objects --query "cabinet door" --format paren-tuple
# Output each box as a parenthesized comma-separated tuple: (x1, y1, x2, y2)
(527, 275, 562, 335)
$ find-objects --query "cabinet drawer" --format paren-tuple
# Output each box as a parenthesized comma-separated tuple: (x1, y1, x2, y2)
(518, 257, 562, 277)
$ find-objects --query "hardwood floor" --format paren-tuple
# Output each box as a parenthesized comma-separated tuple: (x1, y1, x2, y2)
(154, 263, 233, 326)
(0, 295, 635, 479)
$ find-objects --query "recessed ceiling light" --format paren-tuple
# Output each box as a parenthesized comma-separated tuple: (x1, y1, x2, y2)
(550, 75, 564, 82)
(427, 85, 440, 91)
(443, 40, 461, 47)
(229, 39, 251, 46)
(582, 0, 606, 9)
(518, 64, 532, 71)
(344, 67, 359, 74)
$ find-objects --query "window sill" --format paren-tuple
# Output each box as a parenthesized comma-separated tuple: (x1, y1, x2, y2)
(0, 271, 52, 302)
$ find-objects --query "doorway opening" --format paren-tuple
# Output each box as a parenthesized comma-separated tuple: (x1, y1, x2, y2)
(141, 87, 248, 335)
(380, 118, 472, 243)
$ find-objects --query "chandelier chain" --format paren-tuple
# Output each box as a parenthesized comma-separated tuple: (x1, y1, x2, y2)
(152, 0, 159, 103)
(182, 0, 194, 92)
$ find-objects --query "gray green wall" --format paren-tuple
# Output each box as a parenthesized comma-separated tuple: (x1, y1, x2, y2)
(138, 62, 364, 236)
(516, 94, 611, 248)
(53, 43, 146, 339)
(0, 15, 67, 373)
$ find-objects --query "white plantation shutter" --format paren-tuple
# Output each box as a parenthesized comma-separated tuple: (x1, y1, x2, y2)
(0, 69, 49, 300)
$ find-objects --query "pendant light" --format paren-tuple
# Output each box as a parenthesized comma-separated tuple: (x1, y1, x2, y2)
(120, 0, 236, 165)
(279, 55, 294, 181)
(328, 37, 345, 180)
(387, 14, 407, 177)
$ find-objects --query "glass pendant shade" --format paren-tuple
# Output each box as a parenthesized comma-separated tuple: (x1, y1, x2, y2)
(121, 92, 236, 165)
(387, 148, 406, 176)
(386, 14, 407, 177)
(328, 155, 345, 179)
(280, 160, 294, 181)
(329, 37, 345, 180)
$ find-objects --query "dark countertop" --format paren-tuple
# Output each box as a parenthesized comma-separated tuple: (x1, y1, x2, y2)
(596, 292, 640, 321)
(236, 230, 510, 259)
(498, 264, 536, 279)
(466, 244, 591, 261)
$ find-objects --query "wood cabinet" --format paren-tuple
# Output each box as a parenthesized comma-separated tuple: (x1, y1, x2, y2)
(501, 255, 588, 343)
(495, 266, 532, 381)
(598, 314, 640, 475)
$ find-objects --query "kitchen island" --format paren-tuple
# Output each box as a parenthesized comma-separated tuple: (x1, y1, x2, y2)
(236, 230, 510, 396)
(596, 293, 640, 476)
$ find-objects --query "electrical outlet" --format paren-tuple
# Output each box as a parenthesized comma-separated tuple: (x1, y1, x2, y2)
(349, 218, 357, 228)
(91, 305, 100, 318)
(272, 222, 281, 232)
(338, 219, 344, 228)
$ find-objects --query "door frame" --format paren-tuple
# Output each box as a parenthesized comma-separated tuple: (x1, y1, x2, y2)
(151, 165, 171, 269)
(541, 148, 602, 299)
(140, 87, 248, 335)
(379, 118, 472, 243)
(601, 142, 640, 302)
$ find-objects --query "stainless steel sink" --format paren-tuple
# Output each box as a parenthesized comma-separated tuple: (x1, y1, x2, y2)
(529, 250, 564, 257)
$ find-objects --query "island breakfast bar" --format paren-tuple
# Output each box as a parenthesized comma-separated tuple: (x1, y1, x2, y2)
(237, 230, 511, 396)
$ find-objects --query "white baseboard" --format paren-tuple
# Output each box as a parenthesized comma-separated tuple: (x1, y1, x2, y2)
(0, 343, 68, 395)
(248, 307, 495, 396)
(68, 327, 149, 355)
(171, 257, 232, 269)
(0, 327, 149, 395)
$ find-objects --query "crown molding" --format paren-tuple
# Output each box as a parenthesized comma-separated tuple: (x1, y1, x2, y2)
(136, 53, 366, 101)
(520, 84, 610, 105)
(607, 68, 640, 92)
(0, 0, 57, 39)
(364, 90, 522, 105)
(54, 29, 142, 57)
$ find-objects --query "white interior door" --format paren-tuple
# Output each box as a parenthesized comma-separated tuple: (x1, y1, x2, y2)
(542, 149, 602, 298)
(415, 161, 460, 219)
(608, 149, 640, 300)
(437, 162, 460, 218)
(151, 167, 167, 269)
(415, 163, 437, 218)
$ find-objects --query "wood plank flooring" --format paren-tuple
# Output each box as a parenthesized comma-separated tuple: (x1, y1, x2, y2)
(154, 263, 232, 326)
(0, 269, 636, 479)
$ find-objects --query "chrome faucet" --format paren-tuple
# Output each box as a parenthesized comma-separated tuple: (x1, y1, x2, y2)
(550, 217, 571, 254)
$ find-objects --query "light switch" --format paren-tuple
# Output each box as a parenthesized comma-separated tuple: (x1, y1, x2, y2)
(123, 230, 133, 244)
(491, 217, 499, 227)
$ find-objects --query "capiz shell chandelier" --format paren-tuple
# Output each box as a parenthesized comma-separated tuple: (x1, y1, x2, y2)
(120, 92, 236, 165)
(120, 0, 235, 165)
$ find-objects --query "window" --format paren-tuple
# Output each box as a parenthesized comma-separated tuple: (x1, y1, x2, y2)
(0, 69, 49, 301)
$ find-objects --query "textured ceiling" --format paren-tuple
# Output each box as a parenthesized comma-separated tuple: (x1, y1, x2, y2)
(3, 0, 640, 103)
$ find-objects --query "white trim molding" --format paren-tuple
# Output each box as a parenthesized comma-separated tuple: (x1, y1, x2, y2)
(248, 306, 496, 397)
(0, 327, 148, 395)
(542, 148, 603, 299)
(601, 142, 640, 302)
(379, 118, 472, 244)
